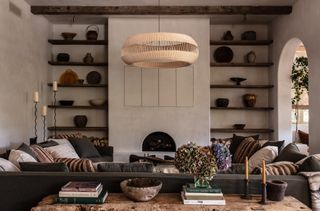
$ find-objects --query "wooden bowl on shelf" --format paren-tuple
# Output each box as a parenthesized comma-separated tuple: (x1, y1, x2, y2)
(233, 124, 246, 130)
(89, 99, 106, 106)
(61, 32, 77, 40)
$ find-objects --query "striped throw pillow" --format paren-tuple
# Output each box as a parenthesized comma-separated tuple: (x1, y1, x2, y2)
(233, 137, 261, 163)
(54, 158, 95, 172)
(253, 161, 298, 175)
(30, 145, 54, 163)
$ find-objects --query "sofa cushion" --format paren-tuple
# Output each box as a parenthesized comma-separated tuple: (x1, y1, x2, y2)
(54, 158, 95, 172)
(298, 130, 309, 145)
(68, 137, 100, 158)
(0, 158, 20, 172)
(18, 143, 39, 161)
(254, 161, 299, 175)
(8, 149, 37, 168)
(98, 162, 153, 172)
(19, 162, 69, 172)
(30, 145, 54, 163)
(274, 143, 306, 163)
(261, 140, 285, 153)
(233, 137, 261, 163)
(248, 146, 278, 173)
(45, 144, 80, 159)
(299, 156, 320, 172)
(229, 134, 259, 156)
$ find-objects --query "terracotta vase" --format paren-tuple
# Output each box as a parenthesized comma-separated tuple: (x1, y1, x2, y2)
(243, 94, 257, 107)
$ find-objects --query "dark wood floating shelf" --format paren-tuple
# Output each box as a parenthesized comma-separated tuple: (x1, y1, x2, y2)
(48, 83, 107, 88)
(211, 107, 274, 111)
(48, 127, 108, 131)
(48, 40, 107, 45)
(210, 84, 274, 89)
(210, 40, 273, 46)
(210, 128, 274, 133)
(48, 105, 106, 110)
(210, 62, 273, 67)
(48, 61, 108, 66)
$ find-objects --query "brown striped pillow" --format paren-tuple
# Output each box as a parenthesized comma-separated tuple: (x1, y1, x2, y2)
(233, 137, 261, 163)
(30, 145, 54, 163)
(54, 158, 95, 172)
(253, 162, 299, 175)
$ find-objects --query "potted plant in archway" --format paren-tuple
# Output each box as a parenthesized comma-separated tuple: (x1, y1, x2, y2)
(291, 56, 309, 134)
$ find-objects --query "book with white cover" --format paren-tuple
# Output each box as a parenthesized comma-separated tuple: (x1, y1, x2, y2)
(59, 185, 103, 198)
(181, 192, 226, 205)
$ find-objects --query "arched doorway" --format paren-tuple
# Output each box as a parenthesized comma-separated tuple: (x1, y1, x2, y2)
(277, 38, 309, 145)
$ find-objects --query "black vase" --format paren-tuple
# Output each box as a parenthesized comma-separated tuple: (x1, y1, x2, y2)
(73, 115, 88, 128)
(216, 98, 229, 107)
(57, 53, 70, 62)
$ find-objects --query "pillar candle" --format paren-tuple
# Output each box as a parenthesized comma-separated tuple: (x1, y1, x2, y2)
(42, 106, 47, 116)
(53, 81, 58, 92)
(34, 91, 39, 103)
(262, 160, 266, 184)
(245, 156, 249, 180)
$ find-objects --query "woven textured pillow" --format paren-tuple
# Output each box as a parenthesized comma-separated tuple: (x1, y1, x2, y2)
(30, 145, 54, 163)
(253, 162, 299, 175)
(54, 158, 95, 172)
(233, 137, 261, 163)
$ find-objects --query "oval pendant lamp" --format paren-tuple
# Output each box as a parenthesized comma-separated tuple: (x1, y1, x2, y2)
(121, 32, 199, 68)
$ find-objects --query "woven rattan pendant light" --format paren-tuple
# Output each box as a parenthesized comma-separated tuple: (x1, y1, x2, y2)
(121, 1, 199, 69)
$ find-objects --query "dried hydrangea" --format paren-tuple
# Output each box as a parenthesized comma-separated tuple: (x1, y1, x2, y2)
(211, 143, 232, 171)
(175, 142, 218, 180)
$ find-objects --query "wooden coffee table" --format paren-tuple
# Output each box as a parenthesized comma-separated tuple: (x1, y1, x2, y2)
(31, 193, 311, 211)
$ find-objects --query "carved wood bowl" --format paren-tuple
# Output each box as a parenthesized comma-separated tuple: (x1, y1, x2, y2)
(120, 178, 162, 202)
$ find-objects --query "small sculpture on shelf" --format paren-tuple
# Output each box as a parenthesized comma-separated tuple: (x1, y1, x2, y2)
(241, 31, 257, 40)
(230, 77, 247, 85)
(243, 94, 257, 107)
(83, 53, 94, 64)
(245, 51, 256, 63)
(222, 31, 234, 40)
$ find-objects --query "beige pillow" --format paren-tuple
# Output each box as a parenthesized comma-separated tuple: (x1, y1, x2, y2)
(45, 144, 80, 159)
(0, 158, 20, 172)
(9, 149, 37, 168)
(249, 146, 278, 173)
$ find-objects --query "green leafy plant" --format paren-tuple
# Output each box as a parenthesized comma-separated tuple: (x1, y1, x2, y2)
(291, 56, 309, 105)
(291, 56, 309, 132)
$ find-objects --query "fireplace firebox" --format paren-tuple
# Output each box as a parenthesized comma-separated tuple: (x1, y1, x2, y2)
(142, 132, 176, 152)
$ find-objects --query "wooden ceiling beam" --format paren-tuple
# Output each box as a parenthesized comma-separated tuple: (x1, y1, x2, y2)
(31, 6, 292, 15)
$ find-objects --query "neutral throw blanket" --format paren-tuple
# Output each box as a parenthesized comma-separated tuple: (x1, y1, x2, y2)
(300, 172, 320, 211)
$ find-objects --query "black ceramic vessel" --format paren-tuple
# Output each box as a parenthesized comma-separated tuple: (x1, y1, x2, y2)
(267, 180, 288, 201)
(57, 53, 70, 62)
(216, 98, 229, 107)
(214, 46, 234, 63)
(73, 115, 88, 128)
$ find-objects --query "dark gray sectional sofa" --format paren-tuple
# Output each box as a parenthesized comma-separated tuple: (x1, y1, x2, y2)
(0, 172, 310, 211)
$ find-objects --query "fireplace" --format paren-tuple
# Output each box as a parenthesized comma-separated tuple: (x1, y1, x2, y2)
(142, 132, 176, 152)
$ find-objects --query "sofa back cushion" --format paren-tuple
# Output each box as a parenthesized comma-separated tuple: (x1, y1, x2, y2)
(274, 143, 306, 163)
(233, 137, 260, 163)
(45, 144, 79, 159)
(68, 137, 101, 158)
(30, 145, 54, 163)
(229, 134, 259, 156)
(18, 143, 39, 161)
(9, 149, 37, 168)
(248, 146, 278, 173)
(54, 158, 95, 172)
(0, 158, 20, 172)
(299, 156, 320, 172)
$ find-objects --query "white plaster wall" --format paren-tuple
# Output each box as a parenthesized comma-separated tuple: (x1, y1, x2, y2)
(109, 17, 210, 161)
(0, 0, 50, 150)
(48, 24, 107, 137)
(210, 25, 271, 139)
(270, 0, 320, 153)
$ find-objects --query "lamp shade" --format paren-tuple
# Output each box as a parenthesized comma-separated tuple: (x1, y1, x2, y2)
(121, 32, 199, 68)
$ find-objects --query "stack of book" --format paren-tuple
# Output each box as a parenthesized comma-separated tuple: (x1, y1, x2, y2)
(58, 181, 108, 204)
(181, 183, 226, 205)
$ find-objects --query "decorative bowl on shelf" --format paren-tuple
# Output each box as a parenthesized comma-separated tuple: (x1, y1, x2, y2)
(120, 178, 162, 202)
(214, 46, 233, 63)
(56, 53, 70, 62)
(86, 71, 102, 84)
(215, 98, 229, 108)
(233, 124, 246, 130)
(59, 69, 79, 85)
(230, 77, 247, 85)
(59, 100, 74, 106)
(61, 32, 77, 40)
(89, 99, 106, 106)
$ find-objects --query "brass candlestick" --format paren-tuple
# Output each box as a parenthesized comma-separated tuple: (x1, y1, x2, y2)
(241, 179, 252, 199)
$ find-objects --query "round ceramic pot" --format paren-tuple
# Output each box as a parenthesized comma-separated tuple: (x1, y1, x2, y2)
(57, 53, 70, 62)
(215, 98, 229, 108)
(83, 53, 94, 64)
(245, 51, 256, 63)
(243, 94, 257, 107)
(267, 180, 288, 201)
(86, 25, 99, 40)
(73, 115, 88, 128)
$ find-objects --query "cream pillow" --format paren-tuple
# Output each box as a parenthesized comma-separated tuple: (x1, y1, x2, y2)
(48, 138, 73, 148)
(249, 146, 278, 173)
(9, 149, 37, 168)
(45, 144, 80, 159)
(0, 158, 20, 171)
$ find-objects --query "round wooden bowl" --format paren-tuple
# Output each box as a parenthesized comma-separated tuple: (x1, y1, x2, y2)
(120, 178, 162, 202)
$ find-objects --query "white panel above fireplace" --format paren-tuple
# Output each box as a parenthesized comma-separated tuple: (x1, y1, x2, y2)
(108, 17, 210, 160)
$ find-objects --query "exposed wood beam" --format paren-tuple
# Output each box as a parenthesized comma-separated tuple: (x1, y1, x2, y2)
(31, 6, 292, 15)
